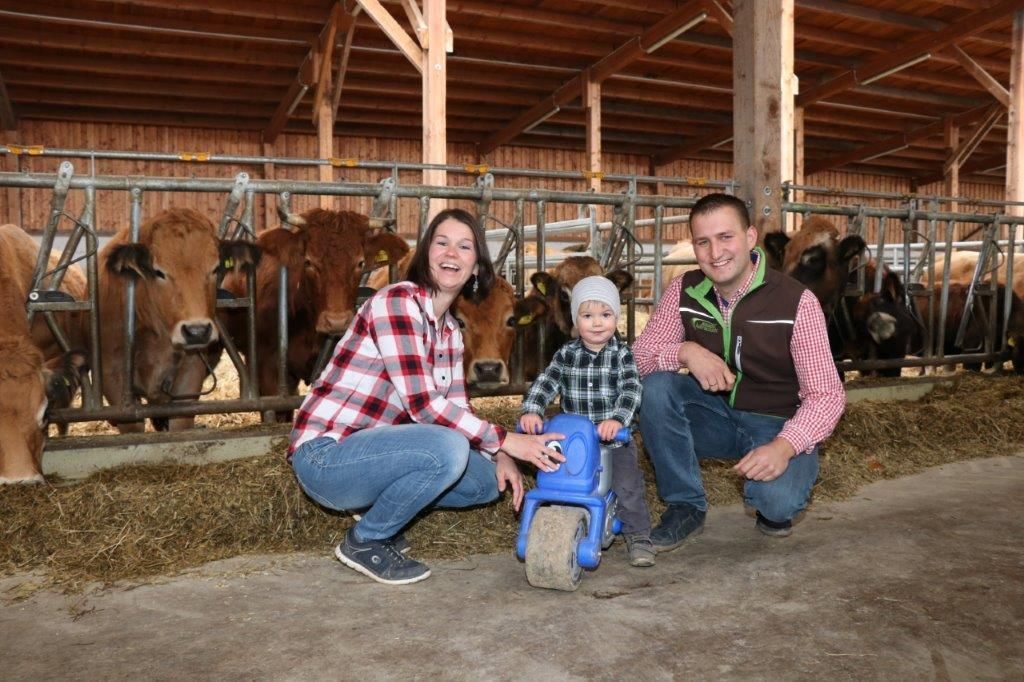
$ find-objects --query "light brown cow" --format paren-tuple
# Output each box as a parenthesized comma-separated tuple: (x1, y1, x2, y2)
(659, 239, 701, 291)
(0, 225, 88, 483)
(222, 210, 403, 410)
(98, 208, 259, 432)
(925, 252, 1024, 299)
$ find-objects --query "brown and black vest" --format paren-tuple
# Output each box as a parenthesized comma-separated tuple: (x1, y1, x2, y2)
(678, 248, 806, 418)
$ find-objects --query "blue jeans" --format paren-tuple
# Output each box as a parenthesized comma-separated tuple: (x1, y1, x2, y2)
(291, 424, 500, 540)
(638, 372, 819, 522)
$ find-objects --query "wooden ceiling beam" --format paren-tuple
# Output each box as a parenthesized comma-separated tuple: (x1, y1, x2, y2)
(354, 0, 423, 72)
(701, 0, 733, 36)
(944, 104, 1006, 172)
(947, 45, 1011, 107)
(478, 0, 710, 154)
(805, 104, 995, 174)
(654, 123, 734, 166)
(797, 0, 1024, 108)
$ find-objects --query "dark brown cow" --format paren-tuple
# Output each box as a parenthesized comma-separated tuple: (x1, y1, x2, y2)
(0, 225, 88, 482)
(222, 210, 406, 408)
(915, 282, 1024, 373)
(840, 261, 920, 377)
(98, 208, 259, 432)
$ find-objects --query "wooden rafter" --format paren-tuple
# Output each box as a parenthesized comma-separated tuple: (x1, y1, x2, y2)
(479, 0, 710, 154)
(797, 0, 1024, 108)
(332, 12, 360, 115)
(701, 0, 733, 36)
(312, 3, 343, 124)
(0, 68, 16, 129)
(654, 123, 733, 167)
(947, 45, 1011, 108)
(805, 105, 995, 175)
(355, 0, 423, 72)
(944, 104, 1005, 173)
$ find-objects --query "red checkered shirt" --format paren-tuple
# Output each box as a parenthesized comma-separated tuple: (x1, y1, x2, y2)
(633, 257, 845, 455)
(288, 282, 506, 458)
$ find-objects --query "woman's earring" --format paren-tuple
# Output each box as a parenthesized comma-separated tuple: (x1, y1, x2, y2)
(472, 275, 479, 295)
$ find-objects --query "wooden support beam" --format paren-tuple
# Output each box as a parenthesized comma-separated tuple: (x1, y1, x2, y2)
(944, 117, 960, 214)
(805, 104, 995, 175)
(355, 0, 424, 73)
(797, 0, 1024, 108)
(793, 106, 804, 230)
(1, 127, 21, 225)
(944, 104, 1004, 173)
(0, 69, 15, 130)
(947, 45, 1011, 109)
(733, 0, 794, 226)
(584, 70, 602, 193)
(1008, 11, 1024, 227)
(422, 0, 446, 212)
(478, 0, 708, 155)
(262, 141, 276, 231)
(400, 0, 428, 47)
(701, 0, 733, 36)
(312, 4, 343, 125)
(332, 10, 360, 115)
(263, 58, 313, 143)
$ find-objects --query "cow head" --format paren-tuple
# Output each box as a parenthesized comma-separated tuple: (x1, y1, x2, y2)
(106, 209, 260, 350)
(0, 340, 85, 484)
(455, 277, 517, 388)
(258, 209, 381, 336)
(771, 217, 866, 311)
(846, 263, 920, 376)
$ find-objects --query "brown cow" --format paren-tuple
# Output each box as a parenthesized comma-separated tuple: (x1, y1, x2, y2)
(0, 225, 88, 483)
(98, 208, 259, 432)
(915, 282, 1024, 373)
(925, 251, 1024, 299)
(222, 210, 407, 411)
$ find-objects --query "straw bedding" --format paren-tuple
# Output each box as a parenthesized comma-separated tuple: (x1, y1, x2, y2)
(2, 373, 1022, 595)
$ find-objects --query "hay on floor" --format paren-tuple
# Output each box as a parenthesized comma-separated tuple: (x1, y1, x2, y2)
(3, 373, 1023, 594)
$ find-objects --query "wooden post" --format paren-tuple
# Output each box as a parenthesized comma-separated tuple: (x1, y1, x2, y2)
(732, 0, 794, 236)
(317, 99, 334, 210)
(944, 117, 960, 227)
(422, 0, 447, 214)
(793, 105, 804, 232)
(583, 70, 602, 193)
(1007, 11, 1024, 241)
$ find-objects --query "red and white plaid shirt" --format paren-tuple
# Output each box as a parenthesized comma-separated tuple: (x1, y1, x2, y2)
(634, 258, 845, 455)
(289, 282, 506, 458)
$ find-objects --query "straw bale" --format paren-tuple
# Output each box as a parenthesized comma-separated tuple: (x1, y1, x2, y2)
(5, 370, 1022, 594)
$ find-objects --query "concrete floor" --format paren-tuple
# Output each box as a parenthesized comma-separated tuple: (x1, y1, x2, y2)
(3, 454, 1022, 681)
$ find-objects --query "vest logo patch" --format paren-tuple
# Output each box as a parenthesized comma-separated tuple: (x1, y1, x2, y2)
(691, 318, 720, 334)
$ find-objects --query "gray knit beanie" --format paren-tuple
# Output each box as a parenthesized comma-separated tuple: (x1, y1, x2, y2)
(570, 275, 621, 324)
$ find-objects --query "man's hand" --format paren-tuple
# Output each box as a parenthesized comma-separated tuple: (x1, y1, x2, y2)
(680, 341, 735, 393)
(495, 452, 525, 511)
(518, 413, 544, 435)
(597, 418, 624, 442)
(733, 437, 796, 481)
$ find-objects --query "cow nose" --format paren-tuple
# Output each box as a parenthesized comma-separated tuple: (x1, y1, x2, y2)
(317, 310, 353, 335)
(181, 322, 214, 347)
(472, 360, 505, 384)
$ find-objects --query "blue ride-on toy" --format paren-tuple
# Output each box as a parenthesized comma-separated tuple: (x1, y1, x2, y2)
(515, 413, 631, 591)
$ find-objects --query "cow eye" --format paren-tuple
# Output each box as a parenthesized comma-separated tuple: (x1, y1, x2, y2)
(357, 259, 366, 270)
(506, 316, 515, 327)
(455, 316, 466, 329)
(153, 267, 167, 280)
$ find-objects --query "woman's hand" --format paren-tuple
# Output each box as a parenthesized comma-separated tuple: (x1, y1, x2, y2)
(494, 452, 525, 511)
(499, 431, 565, 473)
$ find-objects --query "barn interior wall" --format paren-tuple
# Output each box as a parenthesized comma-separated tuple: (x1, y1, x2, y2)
(0, 119, 1005, 250)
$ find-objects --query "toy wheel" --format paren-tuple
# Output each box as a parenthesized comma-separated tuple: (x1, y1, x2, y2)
(602, 499, 618, 550)
(525, 506, 587, 591)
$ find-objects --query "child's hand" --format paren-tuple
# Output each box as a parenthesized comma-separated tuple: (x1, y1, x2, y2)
(597, 419, 624, 442)
(519, 413, 545, 435)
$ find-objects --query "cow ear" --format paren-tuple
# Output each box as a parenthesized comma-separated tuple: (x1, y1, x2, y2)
(363, 231, 410, 269)
(218, 241, 262, 274)
(837, 235, 867, 266)
(42, 350, 86, 408)
(530, 271, 557, 297)
(763, 232, 790, 269)
(513, 296, 548, 326)
(881, 269, 904, 302)
(605, 268, 633, 293)
(106, 243, 160, 279)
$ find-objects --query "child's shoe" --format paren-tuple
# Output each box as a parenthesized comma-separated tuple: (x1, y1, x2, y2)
(624, 531, 656, 567)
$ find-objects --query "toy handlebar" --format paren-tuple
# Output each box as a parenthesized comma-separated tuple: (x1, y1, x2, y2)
(516, 416, 631, 444)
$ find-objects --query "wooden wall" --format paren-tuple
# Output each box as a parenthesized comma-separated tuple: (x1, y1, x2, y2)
(0, 119, 1007, 249)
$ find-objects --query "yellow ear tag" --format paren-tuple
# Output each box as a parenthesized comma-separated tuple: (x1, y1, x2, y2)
(222, 257, 234, 270)
(517, 314, 534, 325)
(536, 281, 547, 295)
(375, 249, 389, 263)
(1008, 336, 1017, 347)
